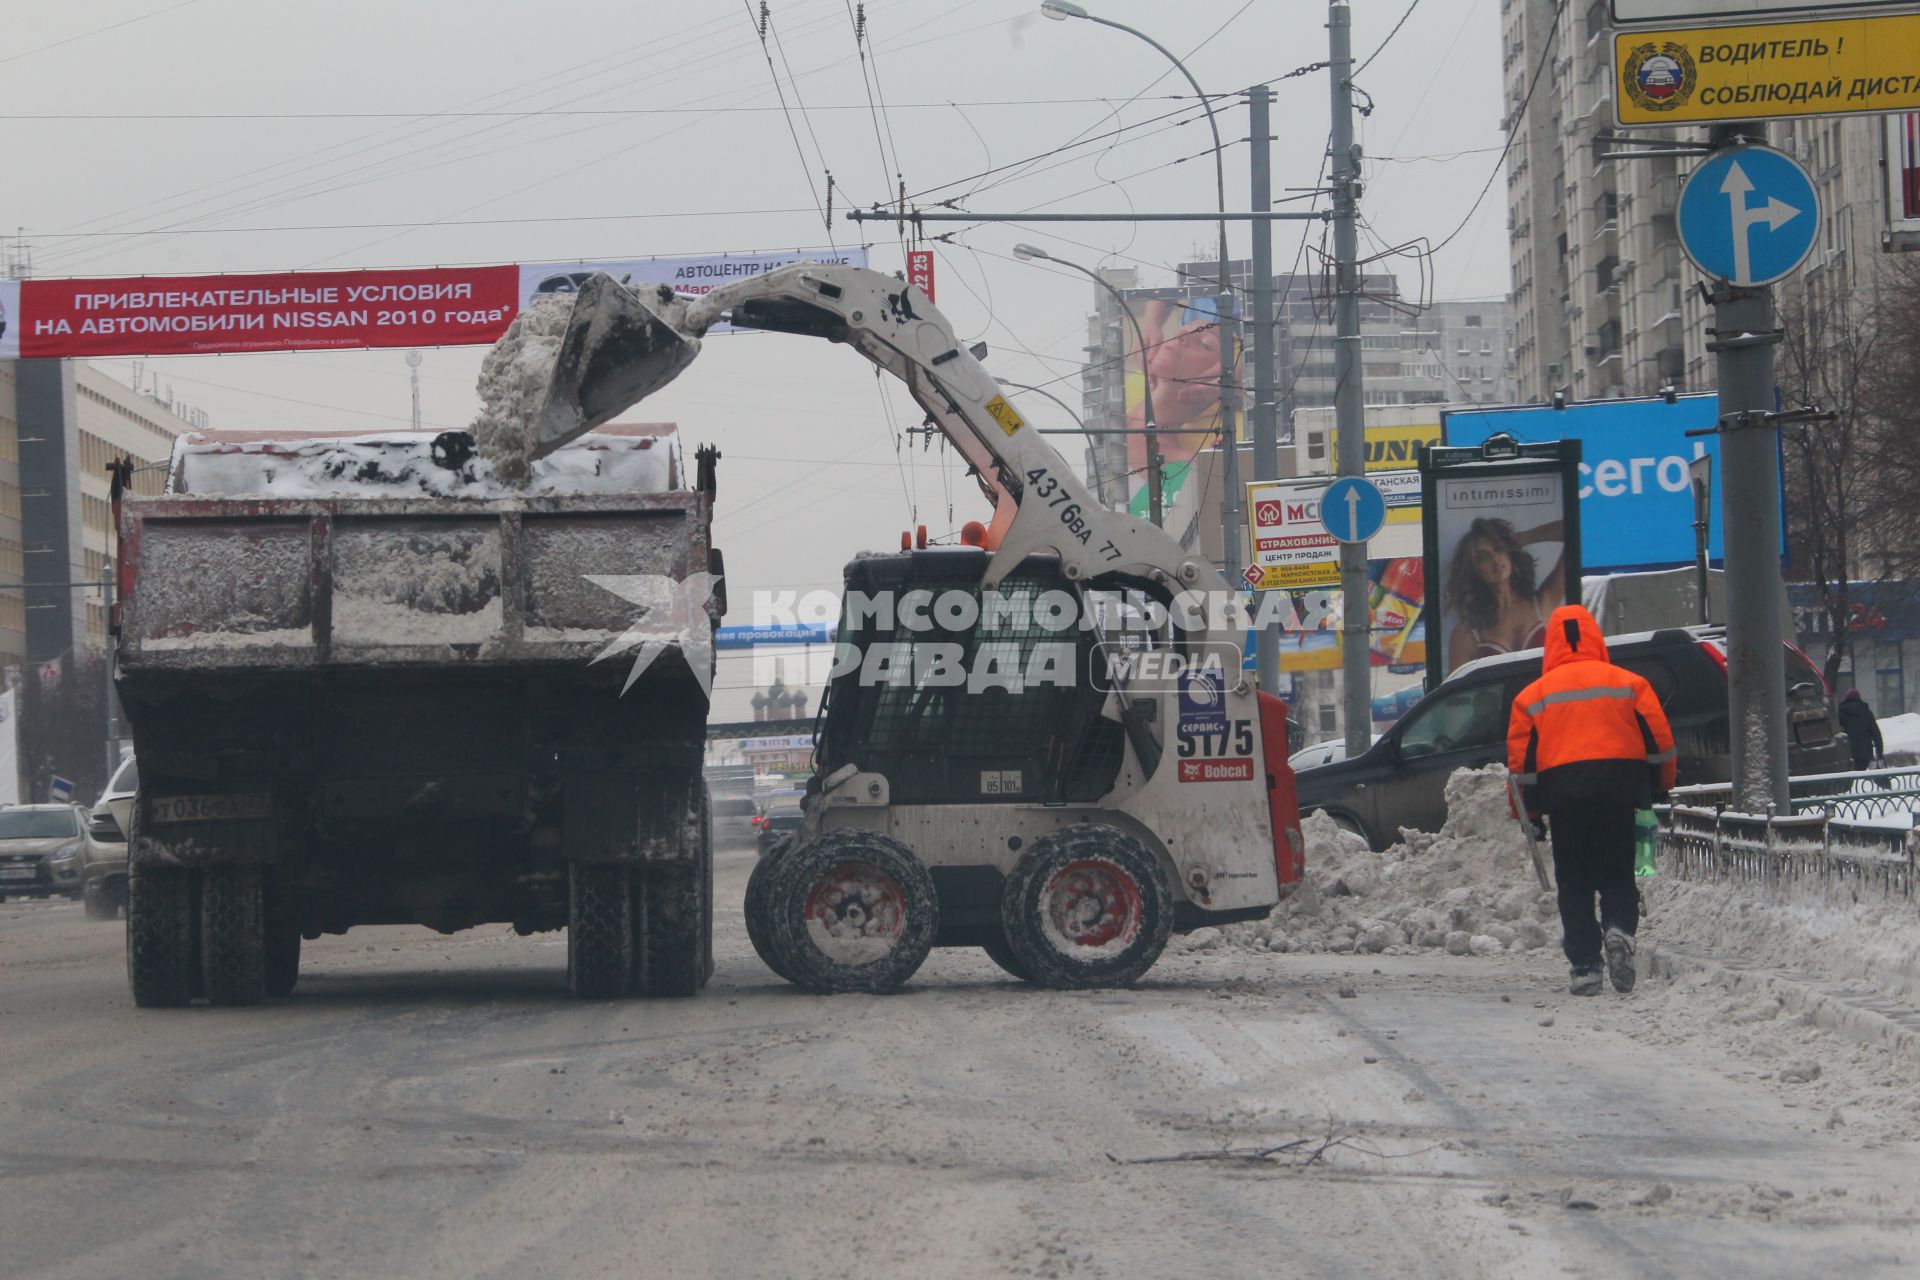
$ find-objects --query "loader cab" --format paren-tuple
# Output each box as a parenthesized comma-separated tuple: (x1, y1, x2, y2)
(816, 549, 1132, 805)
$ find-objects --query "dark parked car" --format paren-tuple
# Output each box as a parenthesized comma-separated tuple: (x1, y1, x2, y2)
(0, 804, 89, 900)
(1295, 626, 1851, 850)
(752, 806, 804, 858)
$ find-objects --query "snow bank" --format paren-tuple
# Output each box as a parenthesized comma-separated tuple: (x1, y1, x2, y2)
(1207, 766, 1560, 957)
(1880, 712, 1920, 759)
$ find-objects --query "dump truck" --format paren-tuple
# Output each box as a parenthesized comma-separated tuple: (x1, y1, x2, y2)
(114, 428, 721, 1005)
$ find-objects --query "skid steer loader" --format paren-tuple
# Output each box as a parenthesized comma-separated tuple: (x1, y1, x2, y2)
(527, 267, 1304, 991)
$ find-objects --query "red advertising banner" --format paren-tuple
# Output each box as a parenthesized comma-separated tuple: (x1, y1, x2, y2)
(9, 265, 520, 359)
(907, 249, 935, 303)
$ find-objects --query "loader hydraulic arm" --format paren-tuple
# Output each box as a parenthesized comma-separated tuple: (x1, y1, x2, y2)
(533, 263, 1238, 648)
(712, 265, 1231, 602)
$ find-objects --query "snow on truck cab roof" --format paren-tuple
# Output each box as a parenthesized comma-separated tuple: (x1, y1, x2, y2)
(162, 424, 684, 500)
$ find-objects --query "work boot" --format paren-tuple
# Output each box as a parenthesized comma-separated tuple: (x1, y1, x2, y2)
(1604, 926, 1637, 994)
(1568, 966, 1603, 997)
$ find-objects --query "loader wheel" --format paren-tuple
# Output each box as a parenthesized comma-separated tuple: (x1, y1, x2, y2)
(201, 868, 268, 1007)
(765, 830, 937, 994)
(745, 842, 794, 983)
(1001, 824, 1173, 989)
(980, 931, 1035, 984)
(265, 917, 301, 998)
(126, 862, 197, 1008)
(568, 863, 635, 998)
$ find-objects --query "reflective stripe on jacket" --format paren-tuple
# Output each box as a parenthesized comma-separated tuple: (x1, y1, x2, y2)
(1506, 605, 1677, 814)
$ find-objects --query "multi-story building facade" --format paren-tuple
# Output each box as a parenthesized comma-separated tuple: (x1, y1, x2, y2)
(1075, 261, 1514, 507)
(0, 360, 189, 668)
(1502, 0, 1910, 401)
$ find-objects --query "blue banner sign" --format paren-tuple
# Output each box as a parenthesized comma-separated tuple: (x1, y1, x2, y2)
(714, 623, 835, 649)
(1443, 394, 1761, 573)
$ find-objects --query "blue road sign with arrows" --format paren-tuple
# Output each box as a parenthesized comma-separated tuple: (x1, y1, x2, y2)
(1677, 143, 1819, 288)
(1319, 476, 1386, 544)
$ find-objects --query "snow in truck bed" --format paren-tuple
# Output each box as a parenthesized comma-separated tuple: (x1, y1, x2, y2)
(166, 427, 681, 500)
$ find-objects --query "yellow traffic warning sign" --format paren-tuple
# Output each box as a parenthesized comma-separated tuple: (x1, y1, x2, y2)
(1615, 11, 1920, 126)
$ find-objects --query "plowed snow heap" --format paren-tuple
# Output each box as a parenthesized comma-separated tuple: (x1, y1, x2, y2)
(1210, 766, 1562, 956)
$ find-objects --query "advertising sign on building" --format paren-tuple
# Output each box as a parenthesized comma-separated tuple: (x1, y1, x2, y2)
(0, 248, 869, 360)
(1117, 283, 1242, 515)
(1889, 111, 1920, 243)
(1421, 441, 1583, 688)
(1443, 395, 1748, 573)
(1246, 470, 1421, 593)
(1613, 9, 1920, 127)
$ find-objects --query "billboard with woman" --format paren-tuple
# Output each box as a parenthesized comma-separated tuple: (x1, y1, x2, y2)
(1421, 441, 1583, 687)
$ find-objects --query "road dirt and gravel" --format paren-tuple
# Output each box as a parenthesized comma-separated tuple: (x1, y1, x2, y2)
(3, 838, 1917, 1280)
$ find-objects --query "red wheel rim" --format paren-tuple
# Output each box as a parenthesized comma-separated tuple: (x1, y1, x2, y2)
(801, 860, 906, 965)
(1040, 857, 1143, 954)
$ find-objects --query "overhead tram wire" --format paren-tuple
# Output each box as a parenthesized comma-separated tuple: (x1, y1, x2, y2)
(1426, 0, 1564, 257)
(0, 0, 203, 68)
(26, 8, 754, 266)
(1354, 0, 1422, 77)
(746, 0, 832, 239)
(29, 2, 997, 271)
(845, 0, 907, 248)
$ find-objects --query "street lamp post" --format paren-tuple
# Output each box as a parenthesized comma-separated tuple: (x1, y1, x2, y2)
(1042, 0, 1240, 580)
(1012, 243, 1158, 521)
(994, 376, 1108, 506)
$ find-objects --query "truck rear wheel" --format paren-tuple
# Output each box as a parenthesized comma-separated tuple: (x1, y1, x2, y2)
(636, 781, 711, 997)
(1000, 824, 1172, 990)
(637, 864, 708, 996)
(126, 862, 197, 1008)
(764, 830, 937, 994)
(201, 868, 268, 1007)
(568, 864, 635, 998)
(265, 918, 301, 998)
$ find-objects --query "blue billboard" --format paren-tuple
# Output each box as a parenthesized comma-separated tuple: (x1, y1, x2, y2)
(1443, 395, 1757, 573)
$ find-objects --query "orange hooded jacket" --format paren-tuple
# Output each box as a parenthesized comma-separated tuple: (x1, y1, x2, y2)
(1507, 605, 1677, 816)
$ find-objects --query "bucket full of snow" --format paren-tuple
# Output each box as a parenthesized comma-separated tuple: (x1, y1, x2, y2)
(527, 274, 702, 463)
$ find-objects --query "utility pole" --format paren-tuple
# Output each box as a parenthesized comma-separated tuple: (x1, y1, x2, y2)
(1329, 1, 1370, 759)
(1708, 121, 1791, 811)
(1247, 83, 1279, 693)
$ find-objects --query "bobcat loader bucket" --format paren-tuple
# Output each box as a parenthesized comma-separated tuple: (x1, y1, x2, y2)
(532, 273, 703, 460)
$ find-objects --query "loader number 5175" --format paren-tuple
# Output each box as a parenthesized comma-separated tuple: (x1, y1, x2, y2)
(1177, 720, 1253, 758)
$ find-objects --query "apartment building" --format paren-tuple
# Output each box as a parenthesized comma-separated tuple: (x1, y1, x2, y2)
(0, 360, 189, 668)
(1502, 0, 1912, 402)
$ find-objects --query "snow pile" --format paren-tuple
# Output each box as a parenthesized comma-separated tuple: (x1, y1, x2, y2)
(1645, 874, 1920, 1011)
(1209, 766, 1560, 956)
(1880, 713, 1920, 762)
(473, 293, 574, 486)
(173, 431, 675, 499)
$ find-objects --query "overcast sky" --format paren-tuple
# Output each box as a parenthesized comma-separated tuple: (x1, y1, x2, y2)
(5, 0, 1508, 715)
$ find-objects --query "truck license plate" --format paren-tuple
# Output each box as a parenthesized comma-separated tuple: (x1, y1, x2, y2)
(151, 794, 273, 824)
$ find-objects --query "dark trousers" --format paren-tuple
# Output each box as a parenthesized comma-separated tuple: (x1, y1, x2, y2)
(1545, 803, 1639, 969)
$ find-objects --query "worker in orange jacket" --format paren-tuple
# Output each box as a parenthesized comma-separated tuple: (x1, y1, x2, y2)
(1508, 605, 1676, 996)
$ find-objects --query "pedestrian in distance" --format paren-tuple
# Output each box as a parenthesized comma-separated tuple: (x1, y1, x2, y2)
(1837, 688, 1884, 773)
(1507, 605, 1676, 997)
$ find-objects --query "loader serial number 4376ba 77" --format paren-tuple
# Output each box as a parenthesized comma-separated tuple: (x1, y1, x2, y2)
(1024, 467, 1123, 562)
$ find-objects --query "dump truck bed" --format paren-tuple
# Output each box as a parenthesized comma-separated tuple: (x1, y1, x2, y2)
(116, 489, 710, 671)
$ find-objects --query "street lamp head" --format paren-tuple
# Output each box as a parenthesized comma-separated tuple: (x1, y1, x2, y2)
(1011, 243, 1050, 262)
(1040, 1, 1088, 20)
